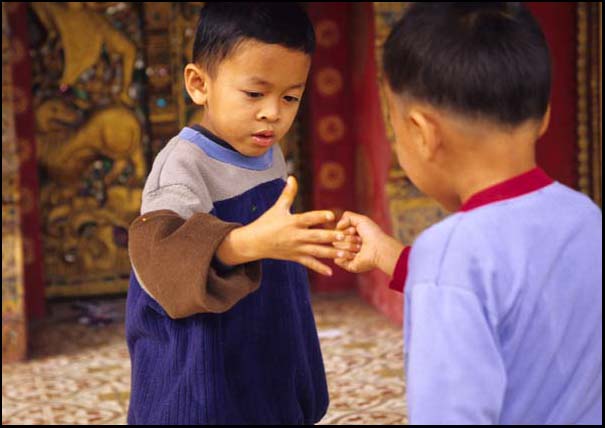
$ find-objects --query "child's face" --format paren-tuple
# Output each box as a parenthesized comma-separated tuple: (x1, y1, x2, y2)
(385, 86, 456, 209)
(195, 40, 311, 157)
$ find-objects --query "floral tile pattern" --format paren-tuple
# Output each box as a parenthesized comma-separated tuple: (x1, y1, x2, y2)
(2, 293, 407, 425)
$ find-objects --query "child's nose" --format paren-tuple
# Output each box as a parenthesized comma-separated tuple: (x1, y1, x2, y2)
(257, 100, 280, 122)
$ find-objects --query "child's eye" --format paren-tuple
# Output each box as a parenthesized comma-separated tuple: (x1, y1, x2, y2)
(244, 91, 263, 98)
(284, 95, 300, 103)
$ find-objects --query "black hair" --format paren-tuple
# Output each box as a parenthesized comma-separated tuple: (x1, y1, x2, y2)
(383, 2, 551, 126)
(192, 3, 315, 75)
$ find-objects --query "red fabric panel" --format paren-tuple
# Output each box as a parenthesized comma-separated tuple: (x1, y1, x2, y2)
(350, 3, 403, 324)
(350, 4, 393, 237)
(306, 3, 356, 292)
(528, 3, 578, 189)
(7, 4, 46, 319)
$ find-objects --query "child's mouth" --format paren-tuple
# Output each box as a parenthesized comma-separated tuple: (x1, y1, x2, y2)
(251, 131, 275, 147)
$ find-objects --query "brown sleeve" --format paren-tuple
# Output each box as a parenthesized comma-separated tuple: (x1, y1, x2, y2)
(128, 209, 261, 319)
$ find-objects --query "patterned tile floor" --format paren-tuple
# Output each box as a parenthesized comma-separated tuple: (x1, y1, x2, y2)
(2, 293, 407, 425)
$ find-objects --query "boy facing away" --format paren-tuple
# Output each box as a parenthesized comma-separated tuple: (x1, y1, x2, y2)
(125, 4, 358, 424)
(334, 3, 602, 424)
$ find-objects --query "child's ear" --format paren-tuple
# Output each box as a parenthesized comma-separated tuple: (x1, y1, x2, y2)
(538, 104, 551, 138)
(409, 109, 440, 161)
(184, 63, 209, 106)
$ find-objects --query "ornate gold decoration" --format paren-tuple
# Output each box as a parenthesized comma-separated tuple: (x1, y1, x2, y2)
(318, 115, 345, 143)
(29, 3, 148, 297)
(147, 2, 205, 134)
(35, 99, 145, 185)
(31, 3, 136, 106)
(173, 3, 206, 129)
(577, 2, 602, 206)
(40, 185, 141, 296)
(2, 2, 27, 363)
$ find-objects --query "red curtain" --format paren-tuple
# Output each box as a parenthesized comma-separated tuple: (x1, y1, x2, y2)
(7, 3, 46, 320)
(306, 3, 356, 292)
(529, 3, 578, 188)
(349, 3, 403, 323)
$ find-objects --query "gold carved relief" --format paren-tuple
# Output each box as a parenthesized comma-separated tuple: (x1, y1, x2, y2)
(577, 2, 602, 207)
(29, 2, 147, 297)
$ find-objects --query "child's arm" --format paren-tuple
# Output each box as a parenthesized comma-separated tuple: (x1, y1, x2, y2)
(129, 209, 261, 318)
(130, 176, 354, 319)
(217, 177, 355, 277)
(332, 211, 404, 276)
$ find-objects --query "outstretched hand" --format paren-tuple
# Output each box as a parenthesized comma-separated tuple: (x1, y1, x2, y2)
(217, 177, 358, 276)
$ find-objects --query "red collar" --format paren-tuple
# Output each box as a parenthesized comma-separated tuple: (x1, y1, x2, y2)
(389, 167, 555, 295)
(460, 167, 554, 212)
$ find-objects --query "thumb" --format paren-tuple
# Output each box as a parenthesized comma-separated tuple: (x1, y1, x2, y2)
(277, 176, 298, 210)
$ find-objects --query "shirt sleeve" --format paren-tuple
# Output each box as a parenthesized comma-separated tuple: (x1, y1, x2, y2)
(128, 209, 261, 319)
(389, 246, 411, 293)
(404, 282, 506, 424)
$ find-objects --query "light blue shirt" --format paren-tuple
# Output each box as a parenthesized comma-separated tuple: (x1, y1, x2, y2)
(404, 181, 602, 424)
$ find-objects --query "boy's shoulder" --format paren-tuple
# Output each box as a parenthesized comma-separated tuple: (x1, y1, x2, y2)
(141, 135, 214, 217)
(142, 129, 289, 214)
(143, 134, 210, 195)
(416, 181, 600, 241)
(409, 181, 601, 288)
(545, 182, 602, 218)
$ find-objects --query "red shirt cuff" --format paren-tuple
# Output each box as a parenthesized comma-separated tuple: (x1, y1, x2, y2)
(389, 246, 411, 293)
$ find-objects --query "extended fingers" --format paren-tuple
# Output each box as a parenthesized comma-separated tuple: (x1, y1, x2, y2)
(297, 256, 333, 276)
(332, 236, 361, 252)
(299, 228, 345, 244)
(295, 210, 335, 228)
(300, 244, 355, 261)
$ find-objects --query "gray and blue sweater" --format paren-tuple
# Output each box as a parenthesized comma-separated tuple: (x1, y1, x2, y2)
(125, 126, 329, 424)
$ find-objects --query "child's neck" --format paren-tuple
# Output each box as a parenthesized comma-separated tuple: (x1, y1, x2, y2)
(457, 158, 537, 206)
(449, 123, 540, 205)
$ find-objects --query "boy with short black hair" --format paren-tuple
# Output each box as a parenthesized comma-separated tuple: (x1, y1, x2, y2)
(126, 3, 358, 424)
(334, 3, 602, 424)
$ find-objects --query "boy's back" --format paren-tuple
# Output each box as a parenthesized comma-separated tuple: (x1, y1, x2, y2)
(405, 173, 602, 424)
(334, 3, 602, 425)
